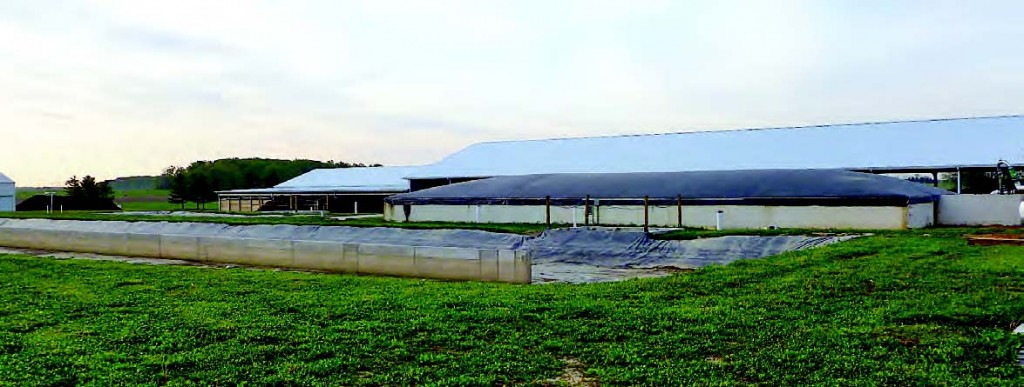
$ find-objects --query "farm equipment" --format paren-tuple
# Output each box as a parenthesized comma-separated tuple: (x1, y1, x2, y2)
(995, 160, 1024, 194)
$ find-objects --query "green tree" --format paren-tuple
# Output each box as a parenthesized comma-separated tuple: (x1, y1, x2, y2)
(165, 166, 187, 210)
(64, 175, 115, 208)
(162, 158, 379, 210)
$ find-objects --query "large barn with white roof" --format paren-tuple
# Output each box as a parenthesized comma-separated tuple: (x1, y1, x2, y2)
(406, 115, 1024, 193)
(216, 116, 1024, 227)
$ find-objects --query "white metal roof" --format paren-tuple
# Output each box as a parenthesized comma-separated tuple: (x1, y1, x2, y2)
(218, 166, 418, 195)
(408, 115, 1024, 179)
(0, 172, 13, 184)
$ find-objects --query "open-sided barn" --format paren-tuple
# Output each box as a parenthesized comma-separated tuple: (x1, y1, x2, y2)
(217, 166, 418, 213)
(385, 170, 952, 230)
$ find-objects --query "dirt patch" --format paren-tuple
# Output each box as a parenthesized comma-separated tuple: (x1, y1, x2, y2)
(541, 357, 597, 386)
(966, 234, 1024, 246)
(532, 263, 691, 284)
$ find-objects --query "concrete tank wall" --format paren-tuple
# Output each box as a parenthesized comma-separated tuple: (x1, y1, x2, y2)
(907, 203, 934, 229)
(937, 194, 1024, 226)
(388, 203, 923, 229)
(0, 226, 530, 283)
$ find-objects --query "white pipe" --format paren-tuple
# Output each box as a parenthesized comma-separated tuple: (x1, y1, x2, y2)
(475, 205, 481, 223)
(572, 205, 578, 227)
(354, 201, 358, 214)
(716, 210, 724, 231)
(1018, 201, 1024, 225)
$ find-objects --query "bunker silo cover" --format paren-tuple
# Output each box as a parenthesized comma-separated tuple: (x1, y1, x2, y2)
(386, 169, 952, 206)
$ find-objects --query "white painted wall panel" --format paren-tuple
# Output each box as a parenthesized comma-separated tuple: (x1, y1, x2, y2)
(392, 203, 918, 229)
(937, 194, 1024, 226)
(907, 203, 935, 229)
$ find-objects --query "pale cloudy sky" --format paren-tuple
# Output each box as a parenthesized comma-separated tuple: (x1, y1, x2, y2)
(1, 0, 1022, 186)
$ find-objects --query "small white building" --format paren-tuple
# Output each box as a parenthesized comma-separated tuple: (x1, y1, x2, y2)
(0, 172, 14, 212)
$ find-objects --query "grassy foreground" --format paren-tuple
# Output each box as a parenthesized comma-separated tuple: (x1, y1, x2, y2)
(0, 229, 1023, 385)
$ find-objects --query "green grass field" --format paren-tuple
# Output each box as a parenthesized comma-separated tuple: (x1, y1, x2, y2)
(14, 187, 56, 202)
(0, 228, 1021, 385)
(16, 188, 212, 212)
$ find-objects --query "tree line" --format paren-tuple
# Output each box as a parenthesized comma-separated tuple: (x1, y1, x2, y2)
(162, 158, 380, 209)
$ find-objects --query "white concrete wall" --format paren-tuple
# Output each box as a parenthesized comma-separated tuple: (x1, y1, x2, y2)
(0, 182, 13, 212)
(389, 203, 924, 229)
(937, 194, 1024, 226)
(0, 227, 531, 283)
(907, 203, 934, 229)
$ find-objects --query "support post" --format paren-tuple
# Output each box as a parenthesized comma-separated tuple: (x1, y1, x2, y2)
(572, 205, 577, 227)
(545, 196, 551, 228)
(584, 195, 590, 226)
(677, 194, 682, 228)
(956, 167, 962, 194)
(932, 172, 939, 187)
(643, 195, 649, 234)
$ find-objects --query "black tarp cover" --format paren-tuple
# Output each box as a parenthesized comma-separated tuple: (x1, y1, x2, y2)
(386, 169, 952, 206)
(16, 195, 122, 211)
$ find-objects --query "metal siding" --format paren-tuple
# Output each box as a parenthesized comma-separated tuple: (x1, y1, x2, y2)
(409, 116, 1024, 179)
(0, 180, 13, 212)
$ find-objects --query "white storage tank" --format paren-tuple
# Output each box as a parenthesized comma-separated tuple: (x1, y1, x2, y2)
(0, 172, 14, 212)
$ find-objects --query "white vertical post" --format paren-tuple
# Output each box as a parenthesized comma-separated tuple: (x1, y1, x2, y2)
(716, 210, 724, 231)
(572, 205, 578, 227)
(475, 204, 481, 223)
(354, 201, 359, 214)
(956, 167, 962, 194)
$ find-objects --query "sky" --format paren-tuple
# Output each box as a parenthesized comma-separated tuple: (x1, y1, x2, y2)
(1, 0, 1023, 186)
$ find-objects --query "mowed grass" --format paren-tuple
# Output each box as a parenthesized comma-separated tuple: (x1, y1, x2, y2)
(113, 189, 216, 211)
(15, 188, 209, 211)
(0, 229, 1023, 385)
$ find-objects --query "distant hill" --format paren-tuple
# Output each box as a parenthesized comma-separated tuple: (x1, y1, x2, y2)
(106, 176, 166, 191)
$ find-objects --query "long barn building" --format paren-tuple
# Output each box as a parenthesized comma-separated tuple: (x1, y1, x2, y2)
(405, 115, 1024, 192)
